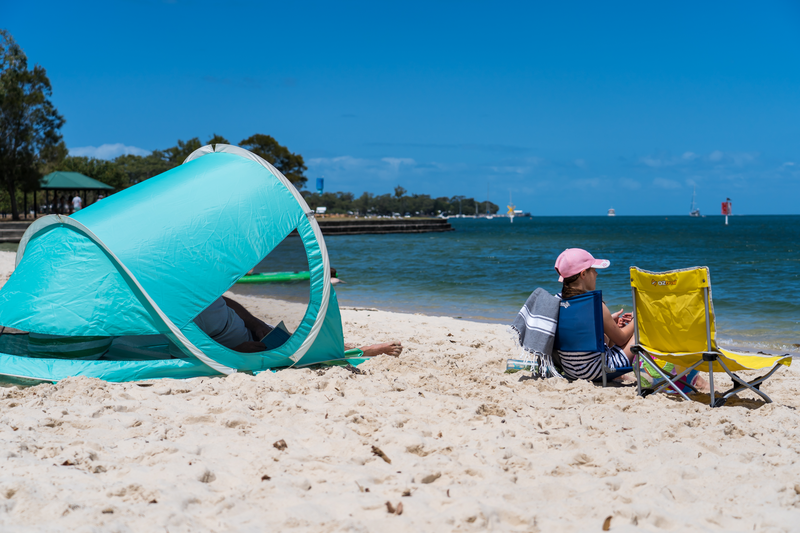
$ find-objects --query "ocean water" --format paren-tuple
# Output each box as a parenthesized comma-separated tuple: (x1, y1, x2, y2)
(232, 215, 800, 354)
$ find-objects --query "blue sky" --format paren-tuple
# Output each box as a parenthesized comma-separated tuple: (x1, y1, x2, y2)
(5, 1, 800, 215)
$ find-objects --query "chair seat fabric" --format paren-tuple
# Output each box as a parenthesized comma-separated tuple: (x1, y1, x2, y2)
(637, 344, 791, 373)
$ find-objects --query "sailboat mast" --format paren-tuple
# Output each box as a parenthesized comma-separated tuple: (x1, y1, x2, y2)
(689, 186, 701, 216)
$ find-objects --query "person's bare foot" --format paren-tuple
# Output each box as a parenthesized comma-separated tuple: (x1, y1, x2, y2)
(360, 342, 403, 357)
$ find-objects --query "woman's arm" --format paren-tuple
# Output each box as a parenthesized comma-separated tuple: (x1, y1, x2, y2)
(602, 303, 634, 347)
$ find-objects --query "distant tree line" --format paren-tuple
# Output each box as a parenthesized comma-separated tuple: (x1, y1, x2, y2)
(303, 186, 499, 217)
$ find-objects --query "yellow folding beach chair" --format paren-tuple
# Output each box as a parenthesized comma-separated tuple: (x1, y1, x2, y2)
(629, 266, 792, 407)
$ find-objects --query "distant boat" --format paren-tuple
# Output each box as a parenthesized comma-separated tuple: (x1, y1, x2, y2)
(690, 187, 701, 217)
(608, 208, 616, 217)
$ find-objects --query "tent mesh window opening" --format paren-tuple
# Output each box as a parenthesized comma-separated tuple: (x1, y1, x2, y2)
(228, 232, 314, 334)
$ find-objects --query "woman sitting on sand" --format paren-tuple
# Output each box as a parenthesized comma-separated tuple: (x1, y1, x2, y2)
(554, 248, 709, 392)
(554, 248, 635, 381)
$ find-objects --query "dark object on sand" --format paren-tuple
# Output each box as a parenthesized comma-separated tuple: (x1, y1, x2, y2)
(371, 445, 391, 464)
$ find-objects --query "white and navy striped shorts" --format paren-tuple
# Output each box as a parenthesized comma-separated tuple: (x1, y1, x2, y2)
(558, 345, 630, 381)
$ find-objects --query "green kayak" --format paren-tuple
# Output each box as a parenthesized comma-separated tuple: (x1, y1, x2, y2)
(236, 271, 311, 284)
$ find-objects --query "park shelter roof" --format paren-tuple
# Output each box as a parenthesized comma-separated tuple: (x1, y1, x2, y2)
(41, 171, 115, 191)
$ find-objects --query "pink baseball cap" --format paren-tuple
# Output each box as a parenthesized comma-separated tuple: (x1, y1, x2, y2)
(554, 248, 610, 282)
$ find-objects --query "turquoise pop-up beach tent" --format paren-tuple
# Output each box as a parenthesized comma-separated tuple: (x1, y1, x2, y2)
(0, 144, 350, 382)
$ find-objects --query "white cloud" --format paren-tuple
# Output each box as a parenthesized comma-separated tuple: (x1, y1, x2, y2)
(729, 152, 757, 166)
(309, 155, 421, 182)
(685, 178, 698, 187)
(574, 158, 587, 169)
(653, 177, 682, 189)
(619, 178, 641, 190)
(482, 156, 548, 177)
(640, 150, 759, 170)
(413, 161, 451, 173)
(308, 155, 366, 169)
(573, 178, 602, 189)
(703, 151, 759, 167)
(69, 143, 150, 160)
(488, 165, 529, 174)
(640, 155, 663, 168)
(381, 157, 415, 171)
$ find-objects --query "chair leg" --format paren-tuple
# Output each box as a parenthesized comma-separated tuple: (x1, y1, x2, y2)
(708, 362, 715, 407)
(716, 358, 780, 405)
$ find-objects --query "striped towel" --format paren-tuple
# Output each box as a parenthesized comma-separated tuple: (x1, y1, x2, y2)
(27, 333, 112, 360)
(510, 288, 562, 378)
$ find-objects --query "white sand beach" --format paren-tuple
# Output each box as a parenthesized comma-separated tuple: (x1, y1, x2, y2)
(1, 250, 799, 532)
